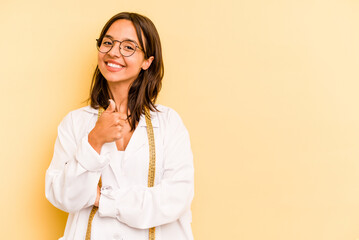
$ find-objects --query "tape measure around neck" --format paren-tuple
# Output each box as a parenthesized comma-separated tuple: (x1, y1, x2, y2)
(85, 106, 156, 240)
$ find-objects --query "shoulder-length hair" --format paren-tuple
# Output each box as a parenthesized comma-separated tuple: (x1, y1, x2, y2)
(89, 12, 164, 130)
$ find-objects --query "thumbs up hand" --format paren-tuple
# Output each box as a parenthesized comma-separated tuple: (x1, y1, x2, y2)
(105, 98, 116, 113)
(88, 99, 131, 154)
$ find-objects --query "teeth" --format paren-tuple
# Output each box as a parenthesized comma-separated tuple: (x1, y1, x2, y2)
(107, 62, 122, 68)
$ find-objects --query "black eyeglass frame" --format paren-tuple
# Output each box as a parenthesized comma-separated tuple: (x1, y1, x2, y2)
(96, 38, 144, 57)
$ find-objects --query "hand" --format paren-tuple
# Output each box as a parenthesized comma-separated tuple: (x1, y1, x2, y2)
(94, 185, 100, 207)
(88, 99, 131, 153)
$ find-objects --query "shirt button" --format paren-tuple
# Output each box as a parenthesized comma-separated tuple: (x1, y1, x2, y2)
(113, 233, 123, 240)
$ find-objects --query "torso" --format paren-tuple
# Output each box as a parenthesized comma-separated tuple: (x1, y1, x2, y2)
(115, 133, 133, 151)
(115, 122, 138, 151)
(47, 104, 194, 240)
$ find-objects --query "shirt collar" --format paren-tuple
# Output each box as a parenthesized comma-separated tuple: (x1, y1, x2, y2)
(83, 105, 159, 128)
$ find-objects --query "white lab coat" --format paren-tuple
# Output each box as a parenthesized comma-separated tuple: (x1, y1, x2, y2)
(45, 105, 194, 240)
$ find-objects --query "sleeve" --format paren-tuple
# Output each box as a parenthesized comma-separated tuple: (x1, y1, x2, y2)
(98, 109, 194, 229)
(45, 111, 110, 213)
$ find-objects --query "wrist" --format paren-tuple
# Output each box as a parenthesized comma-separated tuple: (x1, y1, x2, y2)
(88, 130, 104, 154)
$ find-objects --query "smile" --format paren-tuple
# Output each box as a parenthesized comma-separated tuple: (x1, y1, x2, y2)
(107, 62, 123, 69)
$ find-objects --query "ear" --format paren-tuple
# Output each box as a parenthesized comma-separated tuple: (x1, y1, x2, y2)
(141, 56, 154, 70)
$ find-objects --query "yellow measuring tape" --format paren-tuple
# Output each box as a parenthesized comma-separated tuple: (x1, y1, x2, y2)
(85, 107, 156, 240)
(144, 107, 156, 240)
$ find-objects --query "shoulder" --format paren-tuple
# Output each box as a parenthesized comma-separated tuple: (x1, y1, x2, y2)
(153, 104, 185, 124)
(153, 105, 192, 151)
(59, 106, 98, 130)
(69, 105, 98, 120)
(153, 104, 189, 135)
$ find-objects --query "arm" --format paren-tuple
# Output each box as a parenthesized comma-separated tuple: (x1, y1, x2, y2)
(45, 112, 110, 213)
(98, 109, 194, 229)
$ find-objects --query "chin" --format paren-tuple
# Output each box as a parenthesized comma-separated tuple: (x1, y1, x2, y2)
(105, 75, 135, 85)
(103, 75, 118, 82)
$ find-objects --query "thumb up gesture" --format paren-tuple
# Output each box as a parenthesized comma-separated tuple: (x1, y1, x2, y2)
(105, 98, 117, 112)
(88, 99, 131, 154)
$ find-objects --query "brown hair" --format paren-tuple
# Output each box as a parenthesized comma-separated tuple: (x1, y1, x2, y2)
(89, 12, 164, 130)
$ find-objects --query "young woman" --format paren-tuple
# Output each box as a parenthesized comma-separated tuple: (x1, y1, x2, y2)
(45, 12, 194, 240)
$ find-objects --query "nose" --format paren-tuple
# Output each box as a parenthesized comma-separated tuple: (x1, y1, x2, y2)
(107, 41, 122, 58)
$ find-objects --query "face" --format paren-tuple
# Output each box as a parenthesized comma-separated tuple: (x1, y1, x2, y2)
(98, 19, 154, 85)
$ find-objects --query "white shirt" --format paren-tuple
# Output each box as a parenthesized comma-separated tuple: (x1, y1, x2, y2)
(45, 105, 194, 240)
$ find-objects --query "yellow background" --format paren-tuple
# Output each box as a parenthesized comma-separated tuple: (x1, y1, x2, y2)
(1, 0, 359, 239)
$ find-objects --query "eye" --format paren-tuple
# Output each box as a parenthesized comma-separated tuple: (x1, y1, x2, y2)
(101, 38, 113, 46)
(124, 45, 135, 50)
(122, 41, 136, 51)
(103, 41, 113, 46)
(126, 46, 135, 50)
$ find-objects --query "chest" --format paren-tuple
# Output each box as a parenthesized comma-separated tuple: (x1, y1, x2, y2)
(82, 116, 165, 188)
(104, 134, 164, 189)
(115, 131, 133, 151)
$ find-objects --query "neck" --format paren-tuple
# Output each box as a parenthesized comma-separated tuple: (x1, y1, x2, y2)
(107, 81, 131, 112)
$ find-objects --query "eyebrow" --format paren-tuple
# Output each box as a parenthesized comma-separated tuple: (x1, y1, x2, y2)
(104, 35, 139, 45)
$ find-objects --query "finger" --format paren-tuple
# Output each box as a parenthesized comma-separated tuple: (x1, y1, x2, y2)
(118, 112, 128, 121)
(112, 114, 124, 126)
(112, 112, 127, 121)
(105, 99, 116, 113)
(115, 119, 123, 126)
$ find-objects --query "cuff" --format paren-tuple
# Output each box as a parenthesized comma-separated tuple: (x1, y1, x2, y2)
(76, 135, 110, 171)
(98, 186, 118, 218)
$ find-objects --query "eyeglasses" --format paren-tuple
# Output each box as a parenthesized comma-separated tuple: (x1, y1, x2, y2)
(96, 37, 144, 57)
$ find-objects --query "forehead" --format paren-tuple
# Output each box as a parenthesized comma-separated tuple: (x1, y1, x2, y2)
(105, 19, 139, 42)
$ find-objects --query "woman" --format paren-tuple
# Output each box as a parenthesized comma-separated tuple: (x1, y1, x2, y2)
(45, 12, 194, 240)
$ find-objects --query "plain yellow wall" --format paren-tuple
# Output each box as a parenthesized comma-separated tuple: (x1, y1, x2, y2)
(1, 0, 359, 239)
